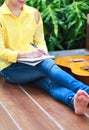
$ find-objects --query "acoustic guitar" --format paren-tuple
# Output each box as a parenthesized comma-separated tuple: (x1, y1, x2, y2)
(55, 55, 89, 76)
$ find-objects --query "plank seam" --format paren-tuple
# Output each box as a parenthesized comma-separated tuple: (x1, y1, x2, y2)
(18, 85, 64, 130)
(0, 101, 22, 130)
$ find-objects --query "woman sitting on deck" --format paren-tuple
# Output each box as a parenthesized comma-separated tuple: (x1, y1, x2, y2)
(0, 0, 89, 115)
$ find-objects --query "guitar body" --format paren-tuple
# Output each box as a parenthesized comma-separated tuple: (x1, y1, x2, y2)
(55, 55, 89, 85)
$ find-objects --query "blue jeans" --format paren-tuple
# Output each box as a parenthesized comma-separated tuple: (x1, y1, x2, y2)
(1, 59, 89, 109)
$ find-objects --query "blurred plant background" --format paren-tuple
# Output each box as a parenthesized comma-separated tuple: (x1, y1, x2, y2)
(1, 0, 89, 51)
(0, 0, 4, 6)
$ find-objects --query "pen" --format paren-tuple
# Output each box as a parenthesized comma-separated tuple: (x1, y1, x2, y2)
(30, 42, 47, 55)
(30, 42, 38, 48)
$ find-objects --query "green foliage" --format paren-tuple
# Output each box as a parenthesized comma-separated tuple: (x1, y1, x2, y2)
(26, 0, 89, 51)
(61, 1, 89, 49)
(0, 0, 5, 6)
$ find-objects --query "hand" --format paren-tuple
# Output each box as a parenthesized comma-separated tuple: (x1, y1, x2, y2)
(28, 49, 45, 58)
(36, 48, 48, 56)
(17, 49, 48, 59)
(28, 48, 48, 58)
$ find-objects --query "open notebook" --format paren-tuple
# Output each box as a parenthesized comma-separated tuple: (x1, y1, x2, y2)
(17, 55, 55, 66)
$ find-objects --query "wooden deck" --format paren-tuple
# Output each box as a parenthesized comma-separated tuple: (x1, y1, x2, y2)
(0, 48, 89, 130)
(0, 75, 89, 130)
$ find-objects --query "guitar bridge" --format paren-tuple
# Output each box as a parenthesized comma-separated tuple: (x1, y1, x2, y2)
(69, 58, 85, 62)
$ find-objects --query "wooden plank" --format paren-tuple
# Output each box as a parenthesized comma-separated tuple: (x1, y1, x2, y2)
(49, 49, 89, 58)
(0, 102, 19, 130)
(0, 77, 62, 130)
(22, 83, 89, 130)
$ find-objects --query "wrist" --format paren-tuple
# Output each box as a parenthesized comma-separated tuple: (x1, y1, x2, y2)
(17, 52, 27, 58)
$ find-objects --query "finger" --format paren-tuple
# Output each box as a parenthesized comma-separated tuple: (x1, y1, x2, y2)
(37, 49, 47, 55)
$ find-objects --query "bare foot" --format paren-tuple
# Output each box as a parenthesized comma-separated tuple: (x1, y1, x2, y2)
(74, 90, 89, 115)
